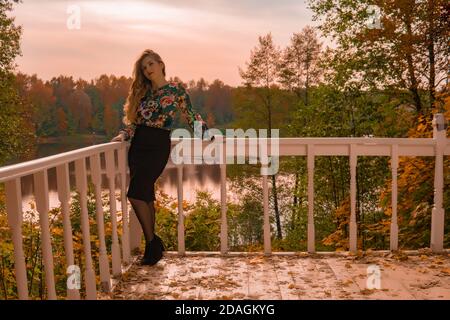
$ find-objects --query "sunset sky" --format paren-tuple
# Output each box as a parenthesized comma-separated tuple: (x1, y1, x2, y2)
(12, 0, 327, 87)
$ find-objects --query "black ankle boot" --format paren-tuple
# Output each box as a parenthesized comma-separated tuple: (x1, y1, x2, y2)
(140, 236, 163, 266)
(154, 234, 165, 252)
(139, 241, 153, 265)
(148, 237, 163, 266)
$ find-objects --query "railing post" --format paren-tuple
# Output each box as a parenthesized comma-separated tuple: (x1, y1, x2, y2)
(390, 144, 399, 251)
(117, 145, 131, 263)
(105, 150, 122, 275)
(74, 158, 97, 299)
(177, 164, 185, 255)
(220, 135, 228, 254)
(431, 113, 446, 252)
(307, 144, 315, 253)
(89, 153, 111, 293)
(259, 134, 271, 255)
(56, 163, 80, 300)
(262, 164, 271, 255)
(5, 178, 28, 300)
(33, 170, 57, 299)
(349, 144, 358, 253)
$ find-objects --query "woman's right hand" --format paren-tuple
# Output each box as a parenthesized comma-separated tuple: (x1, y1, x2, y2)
(111, 133, 125, 142)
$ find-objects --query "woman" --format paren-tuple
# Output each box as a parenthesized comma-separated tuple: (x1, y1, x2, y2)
(111, 49, 210, 266)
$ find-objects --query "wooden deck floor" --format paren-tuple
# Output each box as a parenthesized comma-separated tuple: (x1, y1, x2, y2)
(100, 251, 450, 300)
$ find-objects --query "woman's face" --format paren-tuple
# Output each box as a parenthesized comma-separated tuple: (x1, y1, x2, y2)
(141, 55, 164, 81)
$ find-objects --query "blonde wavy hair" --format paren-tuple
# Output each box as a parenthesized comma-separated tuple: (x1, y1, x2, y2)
(123, 49, 166, 125)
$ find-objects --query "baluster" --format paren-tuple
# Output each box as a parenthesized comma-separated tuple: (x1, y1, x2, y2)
(5, 178, 28, 300)
(105, 150, 122, 275)
(56, 163, 80, 299)
(262, 165, 271, 255)
(259, 135, 271, 255)
(33, 170, 57, 299)
(390, 144, 399, 251)
(349, 144, 358, 253)
(307, 145, 315, 253)
(431, 113, 445, 252)
(89, 153, 111, 292)
(127, 145, 142, 254)
(177, 164, 185, 255)
(220, 136, 228, 254)
(74, 158, 97, 299)
(117, 145, 131, 263)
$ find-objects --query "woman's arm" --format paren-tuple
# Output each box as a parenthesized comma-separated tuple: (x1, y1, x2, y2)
(118, 122, 137, 141)
(176, 84, 212, 140)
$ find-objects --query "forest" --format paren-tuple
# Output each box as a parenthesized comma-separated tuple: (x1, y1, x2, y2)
(0, 0, 449, 299)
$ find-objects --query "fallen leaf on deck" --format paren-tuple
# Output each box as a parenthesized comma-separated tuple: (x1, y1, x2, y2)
(440, 268, 450, 275)
(360, 289, 376, 295)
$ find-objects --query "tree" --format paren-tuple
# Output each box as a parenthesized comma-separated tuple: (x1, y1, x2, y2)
(56, 107, 68, 135)
(375, 88, 450, 249)
(0, 0, 21, 74)
(189, 78, 208, 111)
(238, 33, 284, 239)
(14, 73, 56, 136)
(68, 89, 93, 133)
(205, 79, 233, 125)
(50, 76, 76, 110)
(0, 0, 35, 165)
(308, 0, 449, 115)
(278, 26, 324, 212)
(279, 26, 323, 106)
(85, 84, 104, 134)
(95, 75, 130, 137)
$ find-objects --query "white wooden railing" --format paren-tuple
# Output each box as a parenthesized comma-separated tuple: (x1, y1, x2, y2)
(0, 114, 448, 300)
(0, 143, 132, 300)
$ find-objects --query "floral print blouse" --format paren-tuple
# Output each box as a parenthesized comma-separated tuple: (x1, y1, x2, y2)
(119, 81, 207, 141)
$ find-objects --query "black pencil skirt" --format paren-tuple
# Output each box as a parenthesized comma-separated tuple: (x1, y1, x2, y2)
(126, 125, 171, 202)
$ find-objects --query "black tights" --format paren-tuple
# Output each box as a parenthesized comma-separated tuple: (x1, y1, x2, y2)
(128, 197, 155, 243)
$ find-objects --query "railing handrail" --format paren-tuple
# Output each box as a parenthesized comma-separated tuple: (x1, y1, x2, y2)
(2, 136, 448, 183)
(0, 143, 121, 183)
